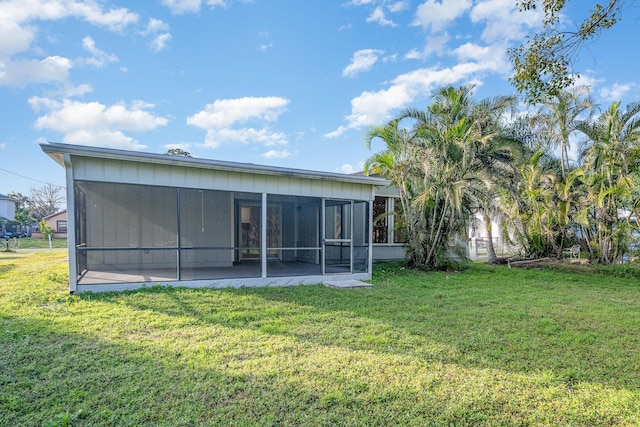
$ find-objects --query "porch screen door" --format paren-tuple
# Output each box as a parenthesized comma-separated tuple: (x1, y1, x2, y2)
(323, 199, 352, 274)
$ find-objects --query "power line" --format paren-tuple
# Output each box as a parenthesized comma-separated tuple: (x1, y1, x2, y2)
(0, 167, 65, 189)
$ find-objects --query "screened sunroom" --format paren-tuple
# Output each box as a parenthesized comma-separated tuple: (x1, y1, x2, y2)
(41, 143, 386, 293)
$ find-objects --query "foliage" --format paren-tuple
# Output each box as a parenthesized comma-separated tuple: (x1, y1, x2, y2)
(366, 85, 518, 269)
(1, 237, 20, 252)
(165, 148, 192, 157)
(510, 0, 624, 103)
(574, 101, 640, 263)
(38, 219, 55, 241)
(530, 85, 594, 176)
(495, 88, 639, 263)
(2, 253, 640, 425)
(28, 183, 64, 221)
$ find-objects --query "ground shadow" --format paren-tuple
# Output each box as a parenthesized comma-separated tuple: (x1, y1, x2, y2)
(90, 264, 640, 392)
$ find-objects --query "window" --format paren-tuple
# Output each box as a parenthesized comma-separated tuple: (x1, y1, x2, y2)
(373, 196, 388, 243)
(57, 220, 67, 233)
(372, 197, 408, 244)
(393, 199, 408, 243)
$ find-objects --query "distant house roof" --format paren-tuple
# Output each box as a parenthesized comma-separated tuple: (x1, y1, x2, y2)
(43, 210, 67, 221)
(0, 194, 12, 200)
(41, 142, 389, 187)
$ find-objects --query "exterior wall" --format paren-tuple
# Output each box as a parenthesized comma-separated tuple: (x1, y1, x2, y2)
(71, 157, 374, 201)
(372, 245, 407, 261)
(371, 187, 409, 262)
(0, 197, 15, 221)
(41, 143, 389, 293)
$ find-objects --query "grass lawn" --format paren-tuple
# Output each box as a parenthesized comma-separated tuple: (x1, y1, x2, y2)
(1, 253, 639, 426)
(2, 237, 68, 250)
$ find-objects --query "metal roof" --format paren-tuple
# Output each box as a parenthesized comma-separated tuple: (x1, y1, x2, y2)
(41, 142, 389, 187)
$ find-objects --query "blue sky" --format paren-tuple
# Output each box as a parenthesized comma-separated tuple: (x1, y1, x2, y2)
(1, 0, 639, 196)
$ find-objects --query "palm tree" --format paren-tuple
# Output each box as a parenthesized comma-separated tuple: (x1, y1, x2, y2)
(532, 85, 594, 177)
(366, 85, 519, 268)
(365, 118, 428, 267)
(576, 101, 640, 263)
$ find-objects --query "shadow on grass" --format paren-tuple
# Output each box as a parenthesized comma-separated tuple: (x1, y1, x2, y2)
(2, 313, 435, 426)
(89, 264, 640, 392)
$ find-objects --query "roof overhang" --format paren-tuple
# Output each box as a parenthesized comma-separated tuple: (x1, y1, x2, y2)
(41, 142, 389, 187)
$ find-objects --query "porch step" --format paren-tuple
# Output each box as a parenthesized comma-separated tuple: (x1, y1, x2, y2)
(323, 279, 373, 289)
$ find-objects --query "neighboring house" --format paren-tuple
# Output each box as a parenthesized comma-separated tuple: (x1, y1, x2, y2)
(41, 142, 390, 294)
(0, 194, 16, 222)
(32, 210, 68, 239)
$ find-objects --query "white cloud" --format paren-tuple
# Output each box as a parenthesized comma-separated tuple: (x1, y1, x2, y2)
(0, 0, 138, 87)
(337, 163, 363, 174)
(161, 0, 204, 14)
(78, 36, 119, 68)
(45, 82, 93, 99)
(150, 33, 172, 52)
(258, 42, 273, 52)
(263, 149, 292, 159)
(0, 56, 72, 87)
(143, 18, 170, 34)
(0, 0, 139, 33)
(324, 125, 349, 139)
(405, 33, 450, 60)
(470, 0, 543, 43)
(388, 1, 409, 13)
(141, 19, 172, 52)
(599, 83, 636, 103)
(413, 0, 472, 33)
(29, 97, 168, 150)
(367, 7, 397, 27)
(0, 19, 35, 57)
(343, 49, 383, 77)
(162, 0, 228, 14)
(187, 96, 290, 149)
(0, 143, 5, 150)
(328, 57, 503, 137)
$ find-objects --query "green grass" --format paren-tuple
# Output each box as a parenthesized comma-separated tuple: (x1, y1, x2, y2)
(2, 237, 68, 250)
(1, 254, 639, 426)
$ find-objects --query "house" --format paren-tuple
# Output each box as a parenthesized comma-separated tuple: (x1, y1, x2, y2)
(32, 210, 68, 239)
(41, 142, 392, 294)
(0, 194, 16, 222)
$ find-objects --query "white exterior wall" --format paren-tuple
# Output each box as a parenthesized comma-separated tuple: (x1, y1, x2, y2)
(72, 157, 374, 201)
(0, 198, 15, 221)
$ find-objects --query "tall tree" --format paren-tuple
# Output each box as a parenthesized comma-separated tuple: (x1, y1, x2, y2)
(28, 183, 64, 221)
(509, 0, 625, 103)
(366, 85, 518, 268)
(531, 85, 594, 177)
(576, 101, 640, 263)
(7, 191, 31, 225)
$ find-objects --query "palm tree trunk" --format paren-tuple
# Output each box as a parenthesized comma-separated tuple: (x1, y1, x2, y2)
(483, 211, 498, 264)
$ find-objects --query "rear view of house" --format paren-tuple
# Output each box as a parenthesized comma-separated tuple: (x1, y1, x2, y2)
(42, 142, 389, 293)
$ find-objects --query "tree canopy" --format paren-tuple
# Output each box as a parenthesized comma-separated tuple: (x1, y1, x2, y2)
(165, 148, 192, 157)
(509, 0, 624, 103)
(366, 84, 640, 267)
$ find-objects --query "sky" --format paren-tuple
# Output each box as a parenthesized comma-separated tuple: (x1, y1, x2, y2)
(1, 0, 639, 196)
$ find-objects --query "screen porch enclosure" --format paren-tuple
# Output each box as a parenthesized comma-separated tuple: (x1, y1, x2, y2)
(74, 181, 370, 286)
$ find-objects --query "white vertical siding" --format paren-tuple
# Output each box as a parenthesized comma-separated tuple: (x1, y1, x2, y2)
(72, 157, 375, 200)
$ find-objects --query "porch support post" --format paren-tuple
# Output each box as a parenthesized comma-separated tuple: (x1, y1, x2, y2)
(368, 191, 374, 276)
(176, 188, 181, 281)
(64, 153, 77, 294)
(261, 192, 267, 278)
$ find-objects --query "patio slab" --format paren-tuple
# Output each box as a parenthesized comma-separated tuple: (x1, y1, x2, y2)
(323, 279, 373, 289)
